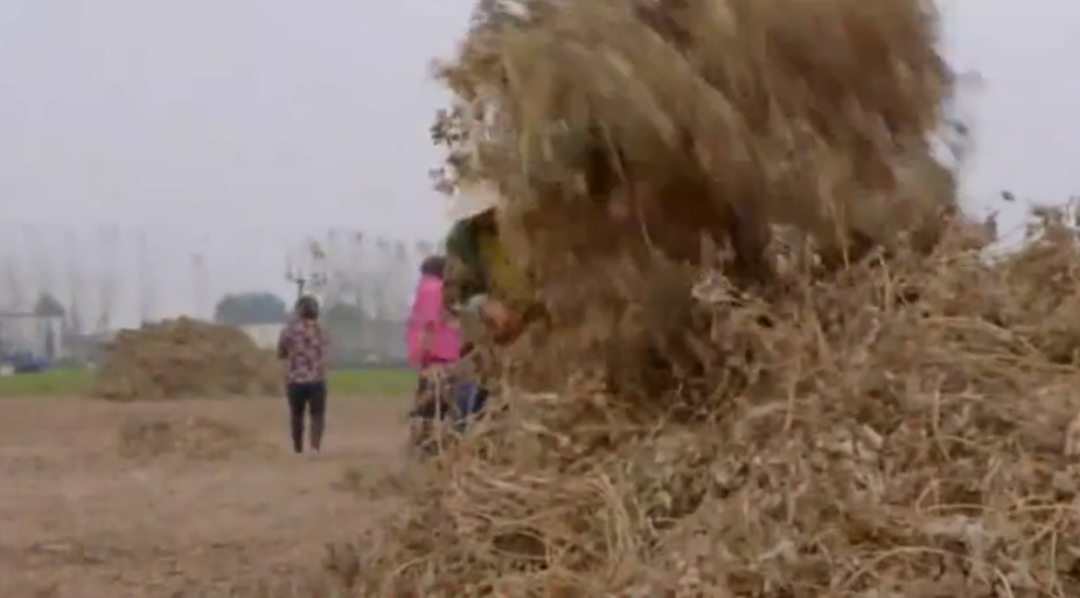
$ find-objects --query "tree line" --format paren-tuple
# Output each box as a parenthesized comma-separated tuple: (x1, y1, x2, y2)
(0, 226, 437, 334)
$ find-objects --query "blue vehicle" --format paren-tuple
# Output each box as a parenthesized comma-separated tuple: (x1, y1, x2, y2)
(1, 350, 52, 374)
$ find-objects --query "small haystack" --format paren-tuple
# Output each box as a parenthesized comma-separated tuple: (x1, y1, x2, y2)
(92, 317, 280, 401)
(116, 415, 265, 460)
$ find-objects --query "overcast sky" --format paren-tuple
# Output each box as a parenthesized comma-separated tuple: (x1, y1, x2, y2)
(1, 0, 1077, 324)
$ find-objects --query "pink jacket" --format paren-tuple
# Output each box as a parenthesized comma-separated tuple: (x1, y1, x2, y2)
(406, 275, 461, 366)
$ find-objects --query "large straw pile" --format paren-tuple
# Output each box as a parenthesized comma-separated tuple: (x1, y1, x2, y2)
(302, 0, 1080, 597)
(92, 317, 280, 401)
(323, 215, 1080, 598)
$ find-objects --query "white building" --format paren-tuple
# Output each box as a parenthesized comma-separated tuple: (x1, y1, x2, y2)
(0, 312, 65, 358)
(239, 322, 286, 350)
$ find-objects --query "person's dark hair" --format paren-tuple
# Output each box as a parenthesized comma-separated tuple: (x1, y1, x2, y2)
(295, 295, 320, 320)
(472, 209, 497, 230)
(420, 255, 446, 279)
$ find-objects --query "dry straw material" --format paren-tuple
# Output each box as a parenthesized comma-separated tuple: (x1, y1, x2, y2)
(432, 0, 952, 279)
(92, 317, 280, 401)
(305, 0, 1080, 597)
(116, 415, 265, 460)
(332, 214, 1080, 598)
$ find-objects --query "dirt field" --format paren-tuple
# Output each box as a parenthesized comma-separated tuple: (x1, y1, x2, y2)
(0, 396, 410, 597)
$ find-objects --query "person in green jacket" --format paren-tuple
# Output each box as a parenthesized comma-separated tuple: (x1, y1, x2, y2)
(430, 182, 544, 438)
(442, 179, 641, 341)
(443, 182, 535, 345)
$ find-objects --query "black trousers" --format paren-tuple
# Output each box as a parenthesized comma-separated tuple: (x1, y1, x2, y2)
(286, 380, 327, 453)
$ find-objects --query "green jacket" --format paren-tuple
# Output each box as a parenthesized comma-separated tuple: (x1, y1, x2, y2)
(444, 219, 489, 310)
(444, 218, 533, 307)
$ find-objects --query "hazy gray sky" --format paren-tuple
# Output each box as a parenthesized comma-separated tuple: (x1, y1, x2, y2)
(1, 0, 1078, 323)
(944, 0, 1080, 243)
(0, 0, 471, 320)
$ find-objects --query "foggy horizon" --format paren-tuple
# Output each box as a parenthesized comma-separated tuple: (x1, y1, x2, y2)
(3, 0, 1079, 327)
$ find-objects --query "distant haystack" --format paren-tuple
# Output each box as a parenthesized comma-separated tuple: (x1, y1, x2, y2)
(93, 317, 279, 401)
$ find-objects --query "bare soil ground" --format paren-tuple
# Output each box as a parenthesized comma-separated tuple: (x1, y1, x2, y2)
(0, 397, 409, 597)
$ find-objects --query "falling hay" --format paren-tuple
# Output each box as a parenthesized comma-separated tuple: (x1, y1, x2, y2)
(92, 317, 280, 401)
(432, 0, 954, 286)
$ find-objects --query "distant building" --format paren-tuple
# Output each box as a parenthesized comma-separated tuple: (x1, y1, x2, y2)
(0, 312, 66, 359)
(239, 322, 286, 350)
(64, 329, 117, 366)
(329, 318, 408, 367)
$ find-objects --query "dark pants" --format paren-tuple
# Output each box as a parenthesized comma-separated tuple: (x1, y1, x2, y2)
(410, 358, 453, 420)
(408, 369, 488, 456)
(287, 380, 327, 453)
(452, 380, 487, 433)
(410, 373, 486, 424)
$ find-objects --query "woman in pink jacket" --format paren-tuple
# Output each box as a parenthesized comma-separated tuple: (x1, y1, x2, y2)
(406, 256, 462, 448)
(407, 255, 461, 368)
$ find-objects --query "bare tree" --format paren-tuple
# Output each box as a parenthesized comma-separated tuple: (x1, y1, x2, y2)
(93, 224, 120, 333)
(285, 235, 331, 303)
(387, 240, 412, 319)
(190, 252, 208, 320)
(364, 237, 391, 319)
(1, 257, 24, 312)
(299, 230, 435, 322)
(311, 229, 370, 312)
(63, 229, 86, 333)
(347, 232, 368, 310)
(136, 230, 158, 324)
(25, 223, 54, 306)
